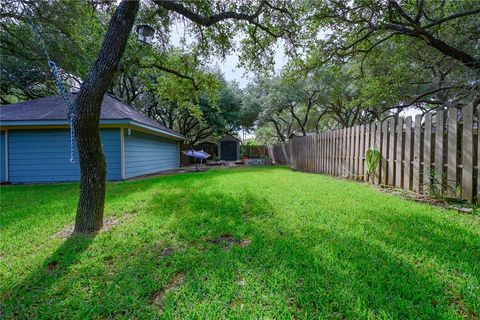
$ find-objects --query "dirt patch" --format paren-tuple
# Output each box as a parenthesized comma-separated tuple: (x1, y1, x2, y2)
(208, 234, 251, 250)
(46, 261, 58, 272)
(52, 224, 75, 240)
(155, 240, 179, 257)
(239, 239, 251, 247)
(151, 272, 185, 309)
(52, 215, 127, 239)
(296, 278, 304, 288)
(445, 283, 477, 319)
(375, 185, 476, 214)
(102, 216, 120, 232)
(160, 247, 175, 257)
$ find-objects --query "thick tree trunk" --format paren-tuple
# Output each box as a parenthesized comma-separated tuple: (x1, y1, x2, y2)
(74, 1, 139, 234)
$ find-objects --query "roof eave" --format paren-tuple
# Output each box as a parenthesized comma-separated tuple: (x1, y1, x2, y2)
(126, 120, 186, 141)
(0, 119, 186, 141)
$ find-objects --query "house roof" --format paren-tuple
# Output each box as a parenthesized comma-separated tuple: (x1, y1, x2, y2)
(0, 94, 185, 140)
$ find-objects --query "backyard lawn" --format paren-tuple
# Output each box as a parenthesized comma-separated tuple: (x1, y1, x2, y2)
(1, 167, 479, 319)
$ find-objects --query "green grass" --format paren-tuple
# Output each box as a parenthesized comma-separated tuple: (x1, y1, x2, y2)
(1, 167, 479, 319)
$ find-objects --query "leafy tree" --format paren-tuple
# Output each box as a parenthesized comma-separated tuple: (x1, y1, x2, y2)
(145, 78, 244, 146)
(2, 0, 297, 233)
(307, 0, 480, 70)
(0, 0, 106, 103)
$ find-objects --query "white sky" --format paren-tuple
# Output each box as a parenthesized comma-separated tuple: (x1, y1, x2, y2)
(169, 23, 287, 88)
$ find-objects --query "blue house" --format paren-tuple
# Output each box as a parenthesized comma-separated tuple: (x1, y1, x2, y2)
(0, 94, 185, 183)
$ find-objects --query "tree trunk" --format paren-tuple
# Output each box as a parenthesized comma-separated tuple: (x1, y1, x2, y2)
(74, 1, 139, 234)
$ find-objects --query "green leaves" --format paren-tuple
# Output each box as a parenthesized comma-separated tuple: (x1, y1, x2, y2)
(365, 148, 381, 176)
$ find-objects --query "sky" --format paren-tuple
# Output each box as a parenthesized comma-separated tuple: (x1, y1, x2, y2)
(209, 44, 288, 88)
(169, 22, 287, 88)
(167, 22, 421, 136)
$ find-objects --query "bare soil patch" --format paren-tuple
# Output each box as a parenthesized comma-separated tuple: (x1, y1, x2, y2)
(151, 272, 185, 309)
(52, 215, 126, 239)
(208, 234, 251, 250)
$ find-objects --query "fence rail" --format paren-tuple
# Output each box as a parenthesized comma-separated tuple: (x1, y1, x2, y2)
(267, 106, 479, 204)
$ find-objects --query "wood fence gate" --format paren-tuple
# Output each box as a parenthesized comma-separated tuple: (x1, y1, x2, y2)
(267, 105, 479, 204)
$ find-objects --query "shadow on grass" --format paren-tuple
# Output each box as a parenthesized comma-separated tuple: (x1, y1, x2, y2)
(1, 234, 95, 318)
(96, 189, 478, 318)
(2, 167, 479, 318)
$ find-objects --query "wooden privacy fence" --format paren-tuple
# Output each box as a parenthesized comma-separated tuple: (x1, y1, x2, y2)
(267, 105, 479, 204)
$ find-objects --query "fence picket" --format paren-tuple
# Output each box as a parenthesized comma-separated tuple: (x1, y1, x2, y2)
(435, 110, 444, 194)
(330, 131, 334, 174)
(478, 106, 480, 204)
(325, 132, 329, 173)
(413, 114, 422, 193)
(356, 125, 361, 179)
(395, 117, 404, 188)
(314, 134, 318, 172)
(363, 124, 370, 181)
(332, 131, 336, 175)
(447, 108, 457, 197)
(404, 116, 412, 190)
(369, 123, 375, 183)
(424, 113, 433, 194)
(462, 104, 473, 201)
(333, 130, 340, 176)
(375, 121, 382, 185)
(381, 121, 389, 185)
(359, 125, 365, 181)
(322, 133, 326, 173)
(388, 118, 396, 186)
(343, 129, 347, 176)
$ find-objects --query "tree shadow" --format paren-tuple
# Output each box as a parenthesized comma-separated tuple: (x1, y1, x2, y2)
(3, 167, 479, 318)
(2, 233, 95, 318)
(87, 189, 478, 318)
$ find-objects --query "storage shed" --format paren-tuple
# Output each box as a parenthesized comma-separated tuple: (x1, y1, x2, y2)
(0, 94, 185, 183)
(218, 135, 240, 161)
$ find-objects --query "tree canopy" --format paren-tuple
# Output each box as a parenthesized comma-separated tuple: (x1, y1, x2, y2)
(1, 0, 478, 231)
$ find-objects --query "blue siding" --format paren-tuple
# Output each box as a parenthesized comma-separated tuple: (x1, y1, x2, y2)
(0, 131, 5, 182)
(125, 130, 179, 179)
(8, 128, 121, 183)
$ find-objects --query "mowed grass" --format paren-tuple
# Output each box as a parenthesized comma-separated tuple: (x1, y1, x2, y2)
(0, 167, 479, 319)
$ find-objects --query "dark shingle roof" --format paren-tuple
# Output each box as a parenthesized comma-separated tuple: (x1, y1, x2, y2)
(0, 94, 185, 139)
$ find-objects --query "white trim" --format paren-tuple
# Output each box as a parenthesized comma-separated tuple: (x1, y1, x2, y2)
(5, 129, 8, 182)
(120, 127, 126, 180)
